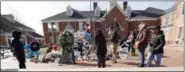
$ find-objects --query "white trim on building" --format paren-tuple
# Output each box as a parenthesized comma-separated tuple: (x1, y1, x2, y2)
(132, 18, 159, 21)
(42, 18, 105, 23)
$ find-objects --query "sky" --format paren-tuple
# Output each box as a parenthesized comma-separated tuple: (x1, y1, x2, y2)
(1, 1, 176, 35)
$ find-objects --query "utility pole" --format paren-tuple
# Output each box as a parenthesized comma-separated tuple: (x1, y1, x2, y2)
(23, 28, 28, 44)
(90, 1, 93, 39)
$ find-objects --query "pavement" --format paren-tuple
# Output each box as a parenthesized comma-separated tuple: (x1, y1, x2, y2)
(1, 45, 184, 71)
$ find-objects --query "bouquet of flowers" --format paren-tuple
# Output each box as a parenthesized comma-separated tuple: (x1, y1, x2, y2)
(58, 30, 74, 51)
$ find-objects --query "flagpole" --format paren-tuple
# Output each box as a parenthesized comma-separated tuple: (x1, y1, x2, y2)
(90, 1, 93, 38)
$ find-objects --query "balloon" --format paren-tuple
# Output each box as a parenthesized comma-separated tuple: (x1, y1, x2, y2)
(30, 42, 40, 51)
(52, 45, 58, 51)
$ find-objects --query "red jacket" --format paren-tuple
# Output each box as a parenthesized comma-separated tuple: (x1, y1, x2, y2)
(136, 28, 149, 44)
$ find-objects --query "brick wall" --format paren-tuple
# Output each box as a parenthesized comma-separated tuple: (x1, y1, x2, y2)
(101, 6, 129, 39)
(43, 22, 81, 45)
(42, 23, 50, 45)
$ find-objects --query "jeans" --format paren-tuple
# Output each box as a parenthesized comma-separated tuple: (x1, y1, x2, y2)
(128, 43, 135, 54)
(146, 52, 162, 67)
(97, 55, 106, 68)
(112, 43, 118, 62)
(138, 44, 147, 65)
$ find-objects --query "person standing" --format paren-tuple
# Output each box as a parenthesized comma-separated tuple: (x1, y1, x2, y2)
(112, 18, 121, 35)
(110, 26, 119, 63)
(135, 22, 149, 67)
(127, 31, 136, 56)
(95, 30, 107, 68)
(146, 25, 165, 67)
(11, 30, 26, 69)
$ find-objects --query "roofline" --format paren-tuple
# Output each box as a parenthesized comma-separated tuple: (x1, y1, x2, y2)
(0, 32, 12, 37)
(42, 18, 105, 23)
(102, 2, 126, 18)
(132, 18, 159, 21)
(160, 12, 174, 18)
(15, 21, 35, 31)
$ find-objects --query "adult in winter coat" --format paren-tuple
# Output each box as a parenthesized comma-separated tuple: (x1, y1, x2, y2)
(110, 26, 119, 63)
(95, 30, 107, 68)
(146, 25, 165, 67)
(135, 22, 149, 67)
(11, 30, 26, 69)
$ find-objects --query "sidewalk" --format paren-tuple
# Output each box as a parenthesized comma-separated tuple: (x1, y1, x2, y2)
(15, 67, 183, 71)
(1, 45, 184, 71)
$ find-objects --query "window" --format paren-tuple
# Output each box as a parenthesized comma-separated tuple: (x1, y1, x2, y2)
(182, 6, 184, 15)
(165, 17, 169, 25)
(178, 27, 183, 39)
(48, 24, 52, 32)
(79, 22, 83, 31)
(48, 22, 59, 32)
(55, 22, 59, 32)
(65, 23, 74, 33)
(162, 18, 165, 25)
(172, 13, 175, 22)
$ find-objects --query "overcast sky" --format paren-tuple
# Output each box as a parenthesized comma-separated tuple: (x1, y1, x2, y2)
(1, 1, 175, 35)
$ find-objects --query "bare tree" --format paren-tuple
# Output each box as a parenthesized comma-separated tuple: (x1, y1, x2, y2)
(7, 6, 21, 22)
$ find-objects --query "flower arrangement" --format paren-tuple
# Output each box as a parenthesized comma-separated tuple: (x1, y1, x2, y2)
(57, 30, 74, 52)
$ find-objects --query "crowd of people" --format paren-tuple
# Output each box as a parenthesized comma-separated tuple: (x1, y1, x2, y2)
(96, 22, 166, 68)
(9, 20, 165, 69)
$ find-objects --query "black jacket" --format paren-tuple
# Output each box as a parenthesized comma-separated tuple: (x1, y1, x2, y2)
(12, 39, 26, 63)
(149, 30, 165, 54)
(95, 35, 107, 55)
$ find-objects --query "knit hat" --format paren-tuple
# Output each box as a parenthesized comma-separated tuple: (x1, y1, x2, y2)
(151, 25, 161, 30)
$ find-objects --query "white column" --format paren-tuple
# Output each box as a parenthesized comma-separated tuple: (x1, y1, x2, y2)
(79, 21, 83, 31)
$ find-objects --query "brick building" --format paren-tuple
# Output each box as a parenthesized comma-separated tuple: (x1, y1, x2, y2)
(42, 1, 164, 45)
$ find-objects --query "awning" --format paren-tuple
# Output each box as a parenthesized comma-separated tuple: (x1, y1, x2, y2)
(161, 24, 174, 29)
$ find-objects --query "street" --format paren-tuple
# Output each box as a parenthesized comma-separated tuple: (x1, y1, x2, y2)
(1, 45, 184, 70)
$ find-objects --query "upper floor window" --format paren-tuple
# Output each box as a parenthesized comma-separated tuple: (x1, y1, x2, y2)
(178, 27, 183, 39)
(79, 21, 83, 31)
(182, 6, 184, 15)
(48, 22, 59, 32)
(165, 16, 170, 24)
(55, 22, 59, 32)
